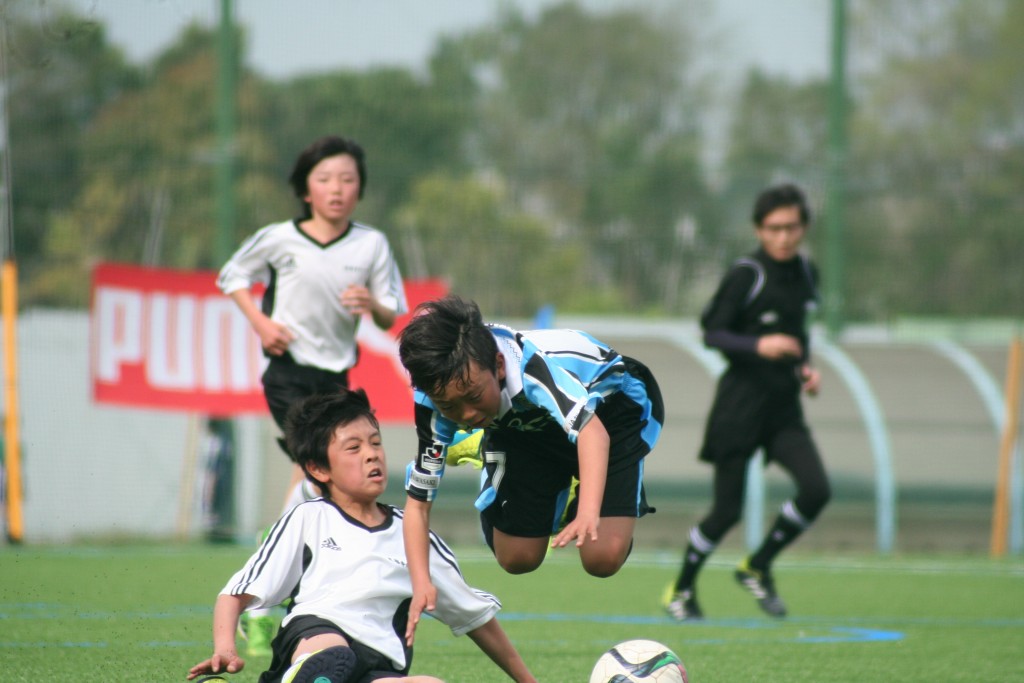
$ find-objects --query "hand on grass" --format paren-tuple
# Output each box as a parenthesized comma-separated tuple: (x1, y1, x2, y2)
(187, 650, 245, 679)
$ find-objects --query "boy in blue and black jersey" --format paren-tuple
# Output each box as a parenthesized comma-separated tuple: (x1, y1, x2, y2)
(396, 295, 664, 645)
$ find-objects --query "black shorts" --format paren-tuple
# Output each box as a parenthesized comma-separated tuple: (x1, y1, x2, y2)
(259, 615, 409, 683)
(262, 353, 350, 432)
(699, 370, 810, 464)
(479, 358, 662, 539)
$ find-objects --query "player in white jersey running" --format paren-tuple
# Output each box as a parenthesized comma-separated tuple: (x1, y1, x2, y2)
(217, 136, 407, 653)
(187, 389, 537, 683)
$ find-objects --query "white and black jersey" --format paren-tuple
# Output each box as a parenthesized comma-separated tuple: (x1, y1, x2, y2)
(217, 219, 407, 373)
(222, 499, 500, 670)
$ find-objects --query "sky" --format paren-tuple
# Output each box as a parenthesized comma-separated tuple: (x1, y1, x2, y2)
(55, 0, 830, 170)
(59, 0, 829, 82)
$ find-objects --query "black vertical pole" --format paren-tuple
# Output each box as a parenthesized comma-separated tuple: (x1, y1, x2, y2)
(825, 0, 848, 338)
(208, 0, 237, 542)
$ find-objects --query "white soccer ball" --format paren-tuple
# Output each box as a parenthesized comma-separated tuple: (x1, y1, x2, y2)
(588, 639, 688, 683)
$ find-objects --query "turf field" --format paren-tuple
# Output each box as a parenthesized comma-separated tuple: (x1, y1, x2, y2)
(2, 543, 1021, 682)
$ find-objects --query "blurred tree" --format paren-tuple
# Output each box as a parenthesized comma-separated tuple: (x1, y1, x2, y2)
(262, 66, 473, 231)
(2, 4, 141, 305)
(34, 24, 284, 305)
(717, 0, 1023, 321)
(719, 70, 830, 256)
(444, 1, 714, 313)
(394, 172, 600, 316)
(846, 0, 1024, 318)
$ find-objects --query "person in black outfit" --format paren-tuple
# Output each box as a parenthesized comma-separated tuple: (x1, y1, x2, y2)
(663, 183, 831, 620)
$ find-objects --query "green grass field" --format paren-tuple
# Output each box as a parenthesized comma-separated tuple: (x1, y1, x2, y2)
(2, 543, 1022, 682)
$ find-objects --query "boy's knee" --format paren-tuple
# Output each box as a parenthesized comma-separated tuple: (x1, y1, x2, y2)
(582, 556, 625, 578)
(495, 549, 544, 575)
(581, 539, 632, 578)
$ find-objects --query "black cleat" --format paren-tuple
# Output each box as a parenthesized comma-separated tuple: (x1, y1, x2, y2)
(286, 645, 358, 683)
(735, 559, 787, 618)
(662, 583, 704, 621)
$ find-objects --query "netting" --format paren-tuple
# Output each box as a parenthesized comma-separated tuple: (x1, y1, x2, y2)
(0, 0, 1020, 548)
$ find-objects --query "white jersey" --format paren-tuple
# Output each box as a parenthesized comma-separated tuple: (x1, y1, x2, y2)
(222, 500, 499, 669)
(217, 219, 407, 373)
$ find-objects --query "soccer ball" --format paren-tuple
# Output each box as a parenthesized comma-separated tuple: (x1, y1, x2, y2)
(588, 639, 687, 683)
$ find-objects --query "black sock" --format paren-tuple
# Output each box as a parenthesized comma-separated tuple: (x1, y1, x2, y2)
(675, 527, 716, 592)
(749, 513, 805, 572)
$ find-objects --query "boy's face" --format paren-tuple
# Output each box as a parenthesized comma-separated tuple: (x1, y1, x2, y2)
(306, 416, 386, 504)
(304, 153, 362, 224)
(428, 354, 505, 430)
(756, 205, 806, 262)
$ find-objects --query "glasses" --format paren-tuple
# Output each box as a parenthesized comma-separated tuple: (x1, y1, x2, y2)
(758, 222, 805, 234)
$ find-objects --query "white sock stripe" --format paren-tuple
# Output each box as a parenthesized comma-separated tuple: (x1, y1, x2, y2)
(781, 500, 811, 529)
(689, 526, 716, 553)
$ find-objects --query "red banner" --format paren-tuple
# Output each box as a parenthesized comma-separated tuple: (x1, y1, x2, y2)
(90, 263, 446, 421)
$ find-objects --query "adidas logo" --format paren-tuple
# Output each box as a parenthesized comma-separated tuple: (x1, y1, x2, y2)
(321, 537, 341, 551)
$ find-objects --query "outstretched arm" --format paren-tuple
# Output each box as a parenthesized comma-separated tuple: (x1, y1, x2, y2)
(466, 617, 538, 683)
(187, 593, 252, 680)
(551, 415, 609, 548)
(403, 496, 437, 646)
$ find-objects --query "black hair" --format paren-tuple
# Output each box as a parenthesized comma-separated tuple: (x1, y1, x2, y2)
(751, 183, 811, 226)
(398, 295, 499, 396)
(283, 389, 379, 496)
(288, 135, 367, 219)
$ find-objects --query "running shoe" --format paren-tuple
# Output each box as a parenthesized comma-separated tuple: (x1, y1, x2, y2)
(734, 558, 787, 617)
(661, 582, 704, 621)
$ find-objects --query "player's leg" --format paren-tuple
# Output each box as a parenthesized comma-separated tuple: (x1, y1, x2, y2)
(489, 530, 551, 574)
(260, 616, 358, 683)
(665, 455, 748, 620)
(734, 425, 829, 618)
(747, 427, 830, 572)
(577, 515, 636, 577)
(264, 360, 350, 509)
(575, 452, 655, 577)
(579, 366, 662, 578)
(666, 373, 763, 620)
(241, 361, 310, 654)
(478, 428, 573, 574)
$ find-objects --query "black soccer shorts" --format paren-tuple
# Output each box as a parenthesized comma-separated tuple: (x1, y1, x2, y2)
(478, 386, 659, 541)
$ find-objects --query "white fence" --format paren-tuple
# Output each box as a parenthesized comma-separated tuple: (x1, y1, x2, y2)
(1, 310, 1020, 553)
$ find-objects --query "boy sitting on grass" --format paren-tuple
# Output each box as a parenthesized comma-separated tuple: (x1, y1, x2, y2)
(187, 389, 537, 683)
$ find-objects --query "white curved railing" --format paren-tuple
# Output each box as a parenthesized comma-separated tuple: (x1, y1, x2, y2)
(543, 315, 1020, 556)
(815, 341, 896, 554)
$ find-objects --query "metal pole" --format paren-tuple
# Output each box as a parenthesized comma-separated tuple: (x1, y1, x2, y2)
(216, 0, 236, 265)
(825, 0, 847, 338)
(209, 0, 237, 542)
